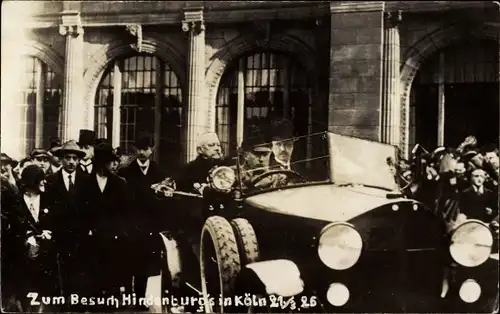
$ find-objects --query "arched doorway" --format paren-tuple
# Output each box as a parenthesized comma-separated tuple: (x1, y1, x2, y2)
(94, 53, 184, 167)
(215, 50, 313, 157)
(409, 38, 499, 150)
(17, 55, 62, 155)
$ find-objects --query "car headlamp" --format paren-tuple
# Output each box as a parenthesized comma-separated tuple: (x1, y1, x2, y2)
(450, 220, 493, 267)
(318, 223, 363, 270)
(209, 166, 236, 191)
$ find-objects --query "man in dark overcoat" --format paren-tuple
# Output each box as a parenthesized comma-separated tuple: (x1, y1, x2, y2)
(45, 140, 92, 308)
(84, 143, 132, 307)
(117, 134, 168, 303)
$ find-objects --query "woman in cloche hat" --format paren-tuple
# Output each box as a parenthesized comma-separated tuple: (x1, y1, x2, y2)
(11, 164, 60, 312)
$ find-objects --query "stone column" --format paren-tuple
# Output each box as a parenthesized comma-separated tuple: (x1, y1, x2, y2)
(59, 11, 85, 142)
(182, 8, 206, 163)
(381, 10, 402, 148)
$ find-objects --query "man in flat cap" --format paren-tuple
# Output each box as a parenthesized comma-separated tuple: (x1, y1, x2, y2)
(118, 133, 169, 305)
(459, 168, 498, 223)
(30, 149, 52, 175)
(78, 129, 96, 175)
(1, 153, 19, 191)
(45, 140, 92, 309)
(48, 137, 63, 175)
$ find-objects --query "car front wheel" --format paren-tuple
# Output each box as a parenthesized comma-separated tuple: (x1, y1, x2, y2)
(200, 216, 241, 313)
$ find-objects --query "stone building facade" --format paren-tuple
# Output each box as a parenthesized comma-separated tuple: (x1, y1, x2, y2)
(2, 1, 499, 167)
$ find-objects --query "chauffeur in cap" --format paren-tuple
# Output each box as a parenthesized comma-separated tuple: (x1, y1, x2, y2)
(84, 143, 132, 302)
(117, 134, 169, 304)
(237, 124, 274, 190)
(78, 129, 97, 175)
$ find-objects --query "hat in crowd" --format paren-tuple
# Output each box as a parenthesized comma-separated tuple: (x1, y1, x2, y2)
(94, 142, 119, 164)
(269, 118, 294, 141)
(78, 129, 97, 146)
(134, 134, 154, 150)
(30, 148, 51, 159)
(1, 153, 18, 167)
(468, 153, 485, 170)
(481, 143, 499, 155)
(439, 153, 457, 175)
(20, 164, 46, 191)
(95, 138, 109, 146)
(49, 137, 62, 153)
(240, 124, 272, 152)
(54, 140, 86, 159)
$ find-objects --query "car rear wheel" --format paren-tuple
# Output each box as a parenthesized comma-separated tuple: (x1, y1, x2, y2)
(200, 216, 241, 313)
(231, 218, 259, 266)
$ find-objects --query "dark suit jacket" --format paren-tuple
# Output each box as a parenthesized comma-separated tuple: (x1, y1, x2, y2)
(118, 159, 168, 231)
(10, 193, 60, 295)
(45, 170, 91, 266)
(459, 186, 498, 223)
(175, 156, 232, 193)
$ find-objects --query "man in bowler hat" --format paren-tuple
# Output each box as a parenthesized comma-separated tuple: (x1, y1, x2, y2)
(269, 118, 295, 171)
(78, 129, 96, 175)
(118, 134, 169, 304)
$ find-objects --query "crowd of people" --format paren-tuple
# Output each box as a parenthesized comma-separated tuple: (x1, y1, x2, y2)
(392, 135, 499, 232)
(0, 118, 295, 312)
(1, 120, 498, 312)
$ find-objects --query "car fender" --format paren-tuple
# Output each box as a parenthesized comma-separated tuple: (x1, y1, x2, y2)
(159, 232, 182, 281)
(236, 259, 304, 297)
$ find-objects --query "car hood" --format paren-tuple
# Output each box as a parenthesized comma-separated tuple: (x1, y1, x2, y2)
(245, 184, 413, 222)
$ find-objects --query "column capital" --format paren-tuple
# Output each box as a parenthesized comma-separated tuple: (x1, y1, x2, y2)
(59, 11, 83, 37)
(182, 8, 205, 34)
(125, 24, 143, 52)
(384, 10, 403, 28)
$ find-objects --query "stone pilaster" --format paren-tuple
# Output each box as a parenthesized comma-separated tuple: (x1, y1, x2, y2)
(182, 7, 206, 163)
(381, 10, 402, 148)
(59, 11, 85, 142)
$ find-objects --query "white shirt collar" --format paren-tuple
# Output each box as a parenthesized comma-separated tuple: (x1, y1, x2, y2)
(274, 156, 291, 170)
(23, 194, 41, 222)
(96, 173, 108, 193)
(81, 159, 92, 166)
(473, 185, 484, 194)
(137, 159, 150, 174)
(61, 169, 76, 191)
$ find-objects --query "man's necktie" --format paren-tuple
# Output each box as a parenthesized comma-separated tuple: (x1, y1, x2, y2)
(68, 175, 75, 192)
(29, 204, 38, 222)
(140, 166, 147, 173)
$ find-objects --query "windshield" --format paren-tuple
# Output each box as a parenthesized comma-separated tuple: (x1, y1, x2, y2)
(236, 131, 399, 195)
(327, 133, 399, 191)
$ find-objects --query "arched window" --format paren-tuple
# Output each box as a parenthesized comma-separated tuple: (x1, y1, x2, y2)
(18, 56, 62, 155)
(94, 54, 183, 167)
(410, 38, 499, 149)
(216, 51, 313, 156)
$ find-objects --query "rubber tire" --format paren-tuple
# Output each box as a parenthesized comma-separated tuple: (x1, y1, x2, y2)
(230, 218, 260, 266)
(200, 216, 241, 313)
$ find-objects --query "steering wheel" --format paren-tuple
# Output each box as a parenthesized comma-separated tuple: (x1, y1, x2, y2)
(250, 169, 306, 188)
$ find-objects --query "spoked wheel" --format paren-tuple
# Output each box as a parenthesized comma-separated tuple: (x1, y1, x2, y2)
(200, 216, 241, 313)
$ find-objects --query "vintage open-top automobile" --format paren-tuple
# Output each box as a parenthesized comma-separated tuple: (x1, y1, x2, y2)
(154, 132, 498, 313)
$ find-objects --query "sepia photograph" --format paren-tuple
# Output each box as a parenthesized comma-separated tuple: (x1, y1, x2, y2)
(0, 0, 499, 313)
